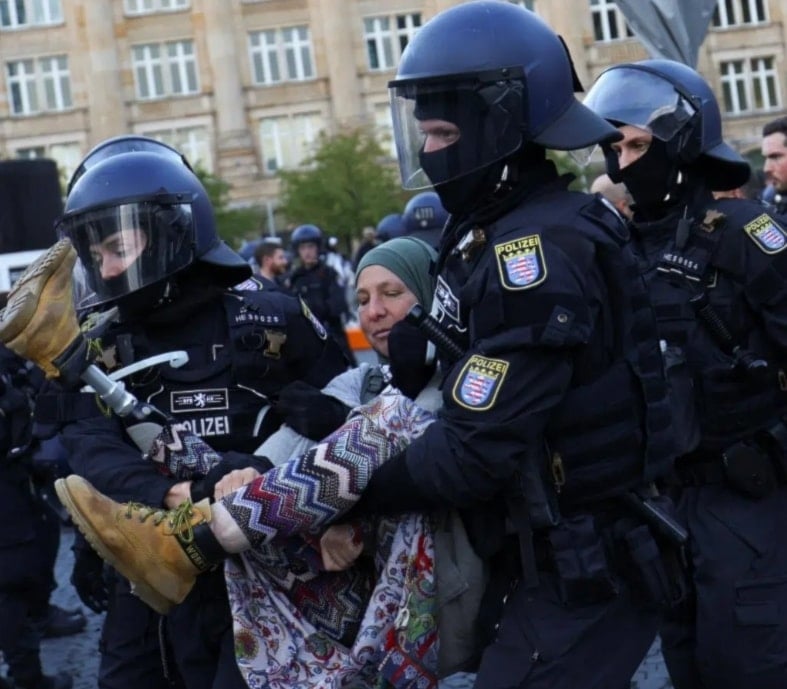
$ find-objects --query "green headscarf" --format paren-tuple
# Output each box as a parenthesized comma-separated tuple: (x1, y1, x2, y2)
(355, 236, 437, 310)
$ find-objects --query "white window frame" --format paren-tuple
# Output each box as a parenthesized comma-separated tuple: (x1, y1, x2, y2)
(258, 111, 322, 174)
(363, 12, 421, 72)
(132, 39, 199, 100)
(0, 0, 63, 30)
(124, 0, 189, 16)
(6, 54, 72, 115)
(249, 26, 314, 86)
(589, 0, 633, 42)
(720, 56, 780, 114)
(712, 0, 768, 29)
(135, 122, 214, 172)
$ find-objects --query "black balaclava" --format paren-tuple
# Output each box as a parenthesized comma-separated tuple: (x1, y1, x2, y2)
(415, 90, 512, 216)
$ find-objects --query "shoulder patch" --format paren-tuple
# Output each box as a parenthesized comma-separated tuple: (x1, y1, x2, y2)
(451, 354, 509, 411)
(233, 277, 263, 292)
(300, 298, 328, 340)
(494, 235, 547, 290)
(744, 214, 787, 254)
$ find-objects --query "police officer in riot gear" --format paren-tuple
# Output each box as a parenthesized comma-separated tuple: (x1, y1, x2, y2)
(39, 138, 348, 689)
(374, 212, 406, 243)
(287, 223, 356, 365)
(585, 59, 787, 689)
(401, 191, 449, 248)
(341, 3, 684, 687)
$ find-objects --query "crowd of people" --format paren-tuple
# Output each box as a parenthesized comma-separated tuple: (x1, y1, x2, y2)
(3, 2, 787, 689)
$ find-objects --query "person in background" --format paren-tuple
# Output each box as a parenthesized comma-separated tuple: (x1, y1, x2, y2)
(287, 224, 356, 366)
(401, 190, 449, 248)
(374, 213, 407, 243)
(352, 226, 377, 271)
(252, 238, 288, 290)
(590, 172, 634, 220)
(761, 116, 787, 215)
(585, 57, 787, 689)
(0, 344, 73, 689)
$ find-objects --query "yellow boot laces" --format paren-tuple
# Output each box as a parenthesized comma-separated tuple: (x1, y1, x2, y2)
(124, 500, 198, 544)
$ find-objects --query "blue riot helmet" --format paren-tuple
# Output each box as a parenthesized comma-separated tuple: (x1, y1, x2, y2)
(291, 223, 323, 251)
(388, 0, 621, 195)
(583, 59, 750, 191)
(66, 135, 193, 196)
(57, 149, 250, 307)
(403, 191, 448, 247)
(375, 213, 406, 242)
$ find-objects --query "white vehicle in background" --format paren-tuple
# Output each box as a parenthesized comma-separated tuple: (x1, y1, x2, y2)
(0, 249, 47, 294)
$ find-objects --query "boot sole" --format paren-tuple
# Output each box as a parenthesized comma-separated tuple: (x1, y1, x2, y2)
(55, 478, 177, 616)
(0, 238, 75, 343)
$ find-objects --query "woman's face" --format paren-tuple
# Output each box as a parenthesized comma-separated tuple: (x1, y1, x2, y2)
(356, 265, 419, 358)
(88, 227, 148, 280)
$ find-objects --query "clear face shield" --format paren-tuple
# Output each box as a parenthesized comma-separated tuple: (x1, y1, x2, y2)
(388, 71, 526, 190)
(581, 67, 698, 151)
(56, 196, 197, 308)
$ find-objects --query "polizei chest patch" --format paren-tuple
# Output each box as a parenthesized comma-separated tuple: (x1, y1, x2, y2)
(744, 214, 787, 254)
(494, 234, 547, 290)
(452, 354, 509, 411)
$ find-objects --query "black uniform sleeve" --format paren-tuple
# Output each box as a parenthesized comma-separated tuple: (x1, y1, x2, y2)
(61, 413, 178, 505)
(355, 227, 604, 514)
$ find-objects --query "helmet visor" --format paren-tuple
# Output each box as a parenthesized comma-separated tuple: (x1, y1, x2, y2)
(56, 199, 196, 306)
(583, 67, 698, 142)
(389, 74, 525, 189)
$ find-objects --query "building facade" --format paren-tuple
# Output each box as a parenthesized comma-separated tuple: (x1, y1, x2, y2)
(0, 0, 784, 217)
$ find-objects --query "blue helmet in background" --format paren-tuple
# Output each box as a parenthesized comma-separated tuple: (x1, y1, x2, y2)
(403, 192, 449, 236)
(59, 147, 249, 306)
(583, 59, 750, 191)
(291, 224, 323, 250)
(375, 213, 407, 242)
(388, 0, 621, 191)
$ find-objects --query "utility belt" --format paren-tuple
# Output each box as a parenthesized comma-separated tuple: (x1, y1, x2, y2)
(677, 419, 787, 499)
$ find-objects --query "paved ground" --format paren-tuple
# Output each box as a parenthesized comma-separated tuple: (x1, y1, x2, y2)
(37, 526, 673, 688)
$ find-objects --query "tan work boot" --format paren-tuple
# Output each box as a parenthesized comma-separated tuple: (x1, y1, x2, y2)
(0, 238, 82, 379)
(55, 474, 224, 614)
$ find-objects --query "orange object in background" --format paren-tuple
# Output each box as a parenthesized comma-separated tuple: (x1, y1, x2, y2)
(346, 326, 371, 351)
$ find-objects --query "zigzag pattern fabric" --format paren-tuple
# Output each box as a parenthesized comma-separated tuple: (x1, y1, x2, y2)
(145, 423, 223, 479)
(223, 390, 435, 547)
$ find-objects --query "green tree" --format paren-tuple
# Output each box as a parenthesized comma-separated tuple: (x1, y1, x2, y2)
(193, 166, 263, 249)
(277, 127, 408, 251)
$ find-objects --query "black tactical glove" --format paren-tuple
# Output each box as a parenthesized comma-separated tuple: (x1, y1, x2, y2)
(273, 380, 351, 440)
(388, 320, 435, 400)
(190, 451, 274, 503)
(71, 533, 109, 614)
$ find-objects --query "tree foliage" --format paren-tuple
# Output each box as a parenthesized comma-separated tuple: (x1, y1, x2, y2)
(277, 128, 408, 251)
(193, 166, 263, 249)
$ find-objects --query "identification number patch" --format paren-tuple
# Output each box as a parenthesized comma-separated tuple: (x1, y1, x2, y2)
(494, 235, 547, 290)
(452, 354, 509, 411)
(744, 214, 787, 254)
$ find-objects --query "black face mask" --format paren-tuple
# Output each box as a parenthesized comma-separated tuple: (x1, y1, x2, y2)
(605, 138, 680, 215)
(420, 146, 504, 216)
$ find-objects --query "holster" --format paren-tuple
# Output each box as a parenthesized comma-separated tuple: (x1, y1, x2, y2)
(548, 514, 618, 607)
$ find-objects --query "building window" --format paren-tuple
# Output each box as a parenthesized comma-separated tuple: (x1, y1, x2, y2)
(249, 26, 314, 85)
(589, 0, 633, 42)
(124, 0, 189, 15)
(712, 0, 767, 28)
(374, 103, 396, 158)
(14, 140, 82, 183)
(510, 0, 535, 10)
(363, 12, 421, 71)
(259, 112, 321, 173)
(6, 54, 72, 115)
(131, 40, 199, 100)
(138, 125, 213, 171)
(0, 0, 62, 29)
(720, 56, 780, 114)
